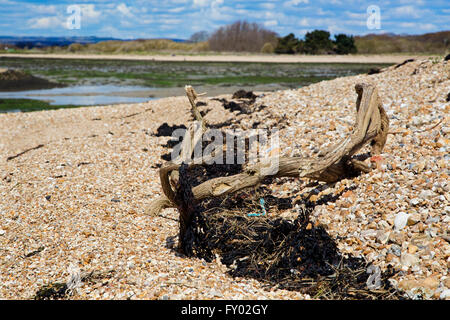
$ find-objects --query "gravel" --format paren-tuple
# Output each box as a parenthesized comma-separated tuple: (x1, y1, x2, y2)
(0, 57, 448, 299)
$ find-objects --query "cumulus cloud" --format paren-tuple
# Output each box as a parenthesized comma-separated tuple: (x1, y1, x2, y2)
(193, 0, 223, 7)
(0, 0, 17, 4)
(81, 4, 101, 20)
(390, 5, 422, 18)
(2, 0, 449, 39)
(260, 3, 276, 10)
(399, 22, 437, 31)
(345, 11, 366, 20)
(298, 18, 309, 27)
(28, 16, 64, 29)
(167, 7, 185, 13)
(285, 0, 309, 6)
(193, 0, 209, 6)
(117, 3, 134, 17)
(264, 20, 278, 27)
(31, 5, 57, 14)
(396, 0, 424, 5)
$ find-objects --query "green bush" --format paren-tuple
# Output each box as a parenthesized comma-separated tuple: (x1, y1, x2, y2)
(274, 33, 300, 54)
(274, 30, 360, 55)
(303, 30, 334, 54)
(334, 34, 357, 54)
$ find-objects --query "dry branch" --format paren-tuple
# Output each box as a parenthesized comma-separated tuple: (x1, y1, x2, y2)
(148, 83, 389, 242)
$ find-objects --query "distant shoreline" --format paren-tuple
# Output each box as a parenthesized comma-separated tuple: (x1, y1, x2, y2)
(0, 53, 426, 64)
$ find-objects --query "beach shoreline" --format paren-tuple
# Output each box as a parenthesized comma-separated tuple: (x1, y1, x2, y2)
(0, 52, 426, 64)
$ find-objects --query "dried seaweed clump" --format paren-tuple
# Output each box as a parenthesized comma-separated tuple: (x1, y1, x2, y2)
(177, 165, 401, 300)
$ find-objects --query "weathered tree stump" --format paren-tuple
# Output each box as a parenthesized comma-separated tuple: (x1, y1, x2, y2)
(148, 83, 389, 251)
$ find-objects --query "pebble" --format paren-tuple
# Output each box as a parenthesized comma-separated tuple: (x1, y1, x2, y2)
(0, 57, 448, 300)
(419, 190, 435, 200)
(400, 253, 420, 268)
(440, 289, 450, 300)
(407, 213, 421, 226)
(361, 229, 377, 239)
(400, 275, 440, 293)
(389, 244, 402, 257)
(376, 230, 390, 244)
(408, 245, 419, 254)
(394, 212, 409, 230)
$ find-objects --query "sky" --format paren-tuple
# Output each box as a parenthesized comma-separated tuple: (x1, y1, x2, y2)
(0, 0, 448, 39)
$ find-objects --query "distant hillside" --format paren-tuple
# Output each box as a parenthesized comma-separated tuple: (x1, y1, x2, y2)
(1, 31, 448, 54)
(0, 36, 190, 49)
(0, 36, 122, 48)
(59, 38, 208, 54)
(355, 31, 449, 54)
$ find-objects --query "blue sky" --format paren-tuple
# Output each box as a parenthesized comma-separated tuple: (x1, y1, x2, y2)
(0, 0, 448, 39)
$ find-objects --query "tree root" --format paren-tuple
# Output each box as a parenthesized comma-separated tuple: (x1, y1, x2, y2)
(148, 83, 389, 250)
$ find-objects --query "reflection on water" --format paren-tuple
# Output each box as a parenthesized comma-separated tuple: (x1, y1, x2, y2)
(0, 58, 392, 112)
(0, 85, 153, 106)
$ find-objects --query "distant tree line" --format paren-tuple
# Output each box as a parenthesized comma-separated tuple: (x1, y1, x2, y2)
(275, 30, 357, 54)
(207, 21, 278, 52)
(189, 31, 210, 43)
(6, 19, 445, 55)
(194, 20, 357, 54)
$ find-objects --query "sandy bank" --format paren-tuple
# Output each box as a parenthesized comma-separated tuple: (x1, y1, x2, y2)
(0, 53, 424, 64)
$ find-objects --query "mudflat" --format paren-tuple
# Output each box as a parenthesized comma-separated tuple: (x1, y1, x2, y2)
(0, 53, 424, 64)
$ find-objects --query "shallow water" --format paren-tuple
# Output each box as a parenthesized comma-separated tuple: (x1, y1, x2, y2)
(0, 57, 391, 110)
(0, 84, 153, 106)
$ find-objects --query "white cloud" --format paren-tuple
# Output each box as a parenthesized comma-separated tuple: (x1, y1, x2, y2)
(31, 5, 57, 14)
(390, 5, 422, 19)
(98, 25, 135, 39)
(298, 18, 309, 27)
(396, 0, 424, 5)
(167, 7, 185, 13)
(345, 11, 366, 20)
(2, 0, 448, 39)
(193, 0, 209, 6)
(260, 3, 276, 10)
(399, 22, 437, 31)
(117, 3, 134, 17)
(160, 18, 183, 25)
(193, 0, 223, 7)
(317, 8, 333, 16)
(28, 16, 64, 29)
(81, 4, 101, 20)
(286, 0, 309, 5)
(0, 0, 17, 4)
(264, 20, 278, 27)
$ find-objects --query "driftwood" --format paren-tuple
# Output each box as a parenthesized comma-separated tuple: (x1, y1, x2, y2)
(148, 83, 389, 247)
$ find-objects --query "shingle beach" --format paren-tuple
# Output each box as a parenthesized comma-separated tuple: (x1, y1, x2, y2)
(0, 57, 448, 299)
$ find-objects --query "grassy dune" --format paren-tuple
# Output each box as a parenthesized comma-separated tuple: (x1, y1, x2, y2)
(355, 31, 450, 54)
(51, 39, 209, 55)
